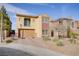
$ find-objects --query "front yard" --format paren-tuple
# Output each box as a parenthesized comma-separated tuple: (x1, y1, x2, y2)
(1, 37, 79, 56)
(44, 38, 79, 56)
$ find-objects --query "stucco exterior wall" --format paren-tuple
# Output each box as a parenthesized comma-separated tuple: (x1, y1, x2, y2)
(16, 14, 43, 38)
(16, 14, 51, 38)
(16, 16, 37, 37)
(34, 16, 42, 38)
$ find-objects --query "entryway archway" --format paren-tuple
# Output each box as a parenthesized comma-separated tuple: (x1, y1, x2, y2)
(51, 30, 54, 37)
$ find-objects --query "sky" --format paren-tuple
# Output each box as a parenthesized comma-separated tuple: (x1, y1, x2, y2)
(0, 3, 79, 30)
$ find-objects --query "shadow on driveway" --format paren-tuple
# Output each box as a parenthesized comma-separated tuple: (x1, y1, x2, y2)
(0, 47, 33, 56)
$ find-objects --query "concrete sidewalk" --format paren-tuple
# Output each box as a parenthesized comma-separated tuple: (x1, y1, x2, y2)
(0, 43, 64, 56)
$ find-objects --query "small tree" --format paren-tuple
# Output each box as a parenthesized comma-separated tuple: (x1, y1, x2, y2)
(67, 26, 71, 38)
(69, 32, 78, 38)
(69, 32, 78, 44)
(0, 6, 11, 41)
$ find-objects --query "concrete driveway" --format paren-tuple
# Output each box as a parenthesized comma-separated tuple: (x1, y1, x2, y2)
(0, 43, 64, 56)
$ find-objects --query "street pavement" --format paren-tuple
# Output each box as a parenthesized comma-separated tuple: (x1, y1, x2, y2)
(0, 43, 64, 56)
(0, 47, 33, 56)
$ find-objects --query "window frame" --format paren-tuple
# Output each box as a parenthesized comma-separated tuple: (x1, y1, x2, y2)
(24, 18, 30, 27)
(42, 17, 49, 23)
(42, 29, 48, 35)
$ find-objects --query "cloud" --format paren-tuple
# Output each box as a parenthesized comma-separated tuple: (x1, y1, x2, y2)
(30, 3, 55, 9)
(0, 3, 37, 30)
(0, 3, 35, 15)
(39, 3, 55, 8)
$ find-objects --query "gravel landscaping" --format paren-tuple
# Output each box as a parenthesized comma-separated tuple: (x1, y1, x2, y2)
(1, 37, 79, 56)
(13, 37, 79, 56)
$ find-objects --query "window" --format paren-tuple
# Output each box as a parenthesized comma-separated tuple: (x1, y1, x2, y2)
(42, 17, 49, 23)
(24, 18, 30, 26)
(59, 20, 62, 24)
(72, 22, 74, 28)
(77, 27, 79, 29)
(42, 30, 48, 35)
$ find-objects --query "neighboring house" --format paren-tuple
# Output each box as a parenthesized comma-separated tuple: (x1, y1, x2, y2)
(71, 21, 79, 35)
(16, 14, 50, 38)
(49, 18, 73, 38)
(49, 20, 59, 38)
(16, 13, 79, 39)
(74, 21, 79, 29)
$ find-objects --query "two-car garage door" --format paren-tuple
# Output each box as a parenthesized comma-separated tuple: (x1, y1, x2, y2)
(18, 29, 36, 38)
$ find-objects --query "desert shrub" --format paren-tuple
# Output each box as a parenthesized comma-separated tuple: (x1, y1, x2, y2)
(53, 38, 59, 42)
(69, 32, 78, 39)
(58, 35, 63, 39)
(69, 38, 76, 44)
(6, 39, 13, 43)
(56, 41, 64, 46)
(43, 36, 51, 41)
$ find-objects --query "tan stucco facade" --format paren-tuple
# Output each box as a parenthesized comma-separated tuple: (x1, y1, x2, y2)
(49, 18, 73, 38)
(16, 14, 50, 38)
(16, 14, 79, 39)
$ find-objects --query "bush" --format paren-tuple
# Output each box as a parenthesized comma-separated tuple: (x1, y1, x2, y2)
(69, 38, 76, 44)
(53, 38, 59, 42)
(56, 41, 64, 46)
(43, 36, 51, 41)
(6, 39, 13, 43)
(69, 32, 78, 39)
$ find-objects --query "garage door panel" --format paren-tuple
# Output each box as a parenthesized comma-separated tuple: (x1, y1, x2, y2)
(18, 29, 36, 38)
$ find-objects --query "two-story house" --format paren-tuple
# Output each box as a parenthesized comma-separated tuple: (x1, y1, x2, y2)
(71, 21, 79, 35)
(16, 14, 50, 39)
(49, 18, 73, 38)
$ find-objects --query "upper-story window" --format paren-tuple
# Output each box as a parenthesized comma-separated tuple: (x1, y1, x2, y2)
(77, 23, 79, 29)
(42, 17, 49, 23)
(72, 22, 74, 28)
(59, 20, 62, 24)
(24, 18, 30, 26)
(77, 27, 79, 29)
